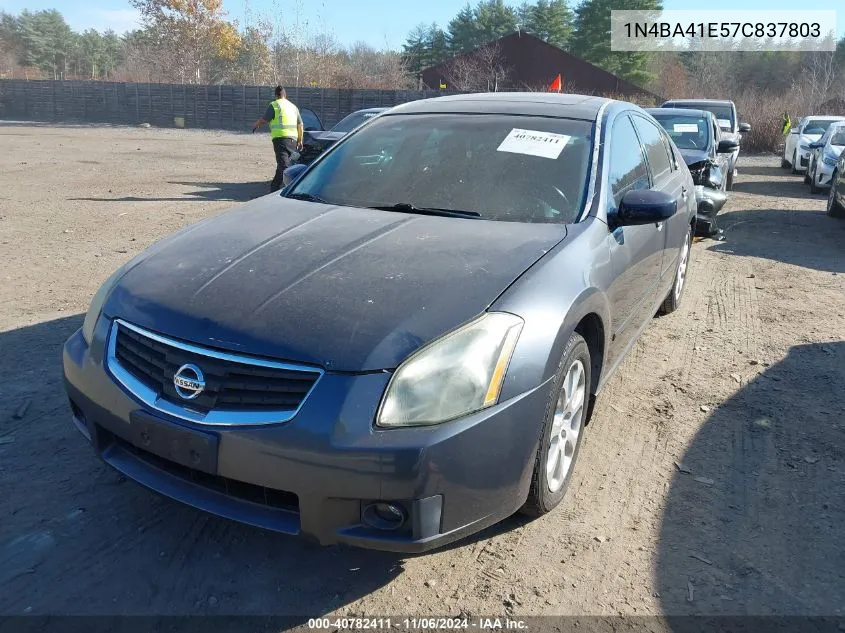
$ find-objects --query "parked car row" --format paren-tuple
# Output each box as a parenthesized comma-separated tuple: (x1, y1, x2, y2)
(644, 99, 750, 239)
(781, 115, 845, 218)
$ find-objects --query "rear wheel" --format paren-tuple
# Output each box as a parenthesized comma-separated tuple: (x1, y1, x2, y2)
(659, 223, 692, 315)
(521, 332, 590, 517)
(827, 173, 845, 218)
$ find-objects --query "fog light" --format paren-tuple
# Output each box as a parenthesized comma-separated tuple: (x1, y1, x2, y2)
(362, 502, 407, 531)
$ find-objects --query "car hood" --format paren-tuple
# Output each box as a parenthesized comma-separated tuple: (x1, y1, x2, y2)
(103, 196, 567, 372)
(678, 148, 711, 166)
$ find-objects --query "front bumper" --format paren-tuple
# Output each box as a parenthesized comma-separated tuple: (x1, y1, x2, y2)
(62, 319, 550, 553)
(798, 151, 811, 170)
(814, 160, 836, 187)
(695, 186, 728, 229)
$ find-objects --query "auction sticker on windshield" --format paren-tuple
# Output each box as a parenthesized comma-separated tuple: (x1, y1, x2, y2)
(673, 124, 699, 132)
(717, 119, 732, 129)
(497, 129, 571, 159)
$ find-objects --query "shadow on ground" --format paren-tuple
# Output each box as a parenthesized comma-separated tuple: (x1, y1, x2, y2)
(709, 208, 845, 274)
(657, 341, 845, 615)
(68, 181, 270, 204)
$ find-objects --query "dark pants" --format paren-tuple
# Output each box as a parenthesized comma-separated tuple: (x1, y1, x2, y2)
(270, 137, 298, 192)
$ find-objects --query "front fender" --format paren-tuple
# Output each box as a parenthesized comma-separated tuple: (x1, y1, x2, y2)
(492, 216, 613, 401)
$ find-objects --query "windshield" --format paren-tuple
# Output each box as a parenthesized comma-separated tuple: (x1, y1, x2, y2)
(669, 103, 734, 131)
(830, 130, 845, 146)
(651, 114, 711, 150)
(331, 110, 381, 134)
(803, 119, 840, 136)
(288, 113, 594, 224)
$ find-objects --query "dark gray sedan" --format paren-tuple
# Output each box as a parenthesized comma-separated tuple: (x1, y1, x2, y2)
(63, 93, 696, 552)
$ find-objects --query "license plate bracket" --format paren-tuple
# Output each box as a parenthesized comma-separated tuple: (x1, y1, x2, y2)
(128, 411, 218, 475)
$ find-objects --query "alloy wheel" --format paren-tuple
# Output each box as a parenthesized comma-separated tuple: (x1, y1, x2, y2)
(546, 359, 586, 493)
(674, 229, 691, 301)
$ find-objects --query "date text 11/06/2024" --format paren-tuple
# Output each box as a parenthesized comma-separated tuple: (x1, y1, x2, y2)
(308, 617, 529, 630)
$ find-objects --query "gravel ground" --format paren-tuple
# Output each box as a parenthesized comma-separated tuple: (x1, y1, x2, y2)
(1, 124, 844, 624)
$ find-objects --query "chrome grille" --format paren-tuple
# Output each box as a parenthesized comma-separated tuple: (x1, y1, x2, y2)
(106, 319, 323, 426)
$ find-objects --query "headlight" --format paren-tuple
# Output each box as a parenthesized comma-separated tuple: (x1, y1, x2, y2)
(799, 143, 809, 152)
(823, 152, 839, 166)
(81, 264, 129, 344)
(376, 312, 524, 427)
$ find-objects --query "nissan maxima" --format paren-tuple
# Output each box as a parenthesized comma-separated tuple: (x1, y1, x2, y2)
(63, 93, 696, 552)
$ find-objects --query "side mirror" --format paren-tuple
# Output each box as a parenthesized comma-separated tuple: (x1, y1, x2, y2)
(282, 163, 308, 187)
(615, 189, 676, 227)
(717, 139, 739, 153)
(739, 122, 751, 133)
(808, 141, 823, 149)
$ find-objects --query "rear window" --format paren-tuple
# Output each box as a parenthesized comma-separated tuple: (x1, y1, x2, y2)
(331, 111, 381, 134)
(289, 113, 594, 224)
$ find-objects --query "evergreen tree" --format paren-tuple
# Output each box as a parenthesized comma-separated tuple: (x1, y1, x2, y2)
(570, 0, 662, 87)
(518, 0, 573, 50)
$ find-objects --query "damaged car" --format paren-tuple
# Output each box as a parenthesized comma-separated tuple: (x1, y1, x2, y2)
(647, 108, 736, 238)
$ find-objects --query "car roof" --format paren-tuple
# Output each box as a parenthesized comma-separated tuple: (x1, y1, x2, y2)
(804, 115, 845, 120)
(351, 107, 389, 115)
(663, 99, 735, 107)
(646, 107, 714, 119)
(388, 92, 613, 121)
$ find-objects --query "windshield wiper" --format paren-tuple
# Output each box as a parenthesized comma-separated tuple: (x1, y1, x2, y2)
(286, 192, 329, 204)
(369, 203, 481, 219)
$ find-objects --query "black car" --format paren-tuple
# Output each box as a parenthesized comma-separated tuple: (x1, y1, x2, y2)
(298, 107, 388, 165)
(646, 108, 737, 237)
(64, 93, 696, 552)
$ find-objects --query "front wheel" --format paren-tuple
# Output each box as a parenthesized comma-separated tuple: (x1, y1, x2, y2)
(521, 332, 591, 517)
(791, 151, 801, 175)
(781, 156, 790, 169)
(659, 223, 692, 315)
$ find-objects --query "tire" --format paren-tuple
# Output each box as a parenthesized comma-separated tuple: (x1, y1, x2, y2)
(521, 332, 591, 518)
(827, 173, 845, 218)
(659, 223, 692, 315)
(726, 168, 734, 191)
(791, 150, 801, 175)
(781, 157, 790, 169)
(804, 170, 811, 186)
(810, 167, 820, 194)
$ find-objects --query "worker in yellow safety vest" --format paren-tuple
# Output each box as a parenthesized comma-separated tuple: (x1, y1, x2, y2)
(252, 86, 305, 192)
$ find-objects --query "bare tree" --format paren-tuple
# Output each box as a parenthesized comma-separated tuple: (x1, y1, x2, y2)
(442, 42, 510, 92)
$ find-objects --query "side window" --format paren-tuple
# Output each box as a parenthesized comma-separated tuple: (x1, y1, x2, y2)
(631, 115, 673, 183)
(608, 114, 650, 206)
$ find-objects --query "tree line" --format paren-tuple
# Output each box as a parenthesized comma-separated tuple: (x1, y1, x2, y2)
(1, 0, 845, 113)
(0, 0, 409, 89)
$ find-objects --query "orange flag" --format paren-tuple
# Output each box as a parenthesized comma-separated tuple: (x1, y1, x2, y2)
(549, 74, 562, 92)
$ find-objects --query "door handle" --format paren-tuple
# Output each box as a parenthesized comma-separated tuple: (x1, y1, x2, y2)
(681, 187, 689, 201)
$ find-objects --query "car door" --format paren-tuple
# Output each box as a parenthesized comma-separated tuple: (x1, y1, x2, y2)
(630, 113, 687, 279)
(604, 113, 666, 368)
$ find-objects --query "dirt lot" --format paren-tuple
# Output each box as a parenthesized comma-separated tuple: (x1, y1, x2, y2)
(1, 123, 844, 624)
